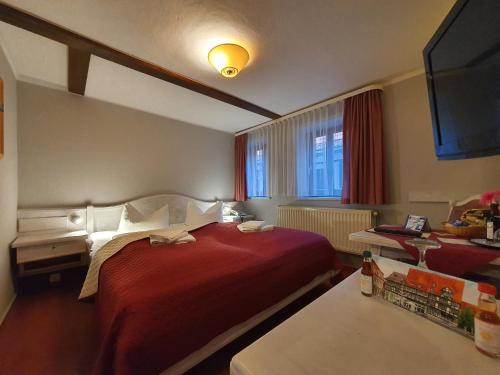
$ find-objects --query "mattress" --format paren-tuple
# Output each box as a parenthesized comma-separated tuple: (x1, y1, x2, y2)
(92, 223, 341, 375)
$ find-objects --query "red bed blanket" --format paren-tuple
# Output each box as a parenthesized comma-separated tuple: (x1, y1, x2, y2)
(92, 223, 340, 375)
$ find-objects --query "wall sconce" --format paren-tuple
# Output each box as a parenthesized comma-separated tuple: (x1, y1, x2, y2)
(69, 213, 83, 225)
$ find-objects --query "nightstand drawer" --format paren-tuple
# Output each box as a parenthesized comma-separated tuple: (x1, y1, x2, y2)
(17, 240, 87, 264)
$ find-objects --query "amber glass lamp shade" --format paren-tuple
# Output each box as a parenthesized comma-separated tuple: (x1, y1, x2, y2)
(208, 44, 250, 78)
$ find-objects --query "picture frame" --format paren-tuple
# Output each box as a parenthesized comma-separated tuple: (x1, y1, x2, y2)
(371, 255, 480, 338)
(404, 214, 428, 232)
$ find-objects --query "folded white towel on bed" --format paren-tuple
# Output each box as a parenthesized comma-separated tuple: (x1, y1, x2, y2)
(152, 228, 187, 241)
(238, 220, 265, 230)
(174, 234, 196, 244)
(149, 229, 196, 246)
(237, 222, 274, 233)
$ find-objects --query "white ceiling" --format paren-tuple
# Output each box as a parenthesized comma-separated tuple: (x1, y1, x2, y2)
(0, 0, 455, 132)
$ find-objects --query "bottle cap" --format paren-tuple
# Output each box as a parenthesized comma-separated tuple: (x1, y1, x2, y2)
(478, 283, 497, 296)
(362, 250, 372, 258)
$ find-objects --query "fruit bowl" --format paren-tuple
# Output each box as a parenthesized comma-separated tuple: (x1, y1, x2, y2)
(443, 223, 486, 238)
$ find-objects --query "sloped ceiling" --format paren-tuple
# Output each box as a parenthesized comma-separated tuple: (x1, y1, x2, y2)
(0, 0, 455, 132)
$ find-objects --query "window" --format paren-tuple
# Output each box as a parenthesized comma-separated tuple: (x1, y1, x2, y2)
(246, 132, 268, 198)
(244, 101, 343, 199)
(253, 147, 267, 197)
(298, 116, 343, 198)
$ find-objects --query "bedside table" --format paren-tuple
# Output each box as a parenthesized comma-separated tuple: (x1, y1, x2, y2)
(11, 230, 89, 290)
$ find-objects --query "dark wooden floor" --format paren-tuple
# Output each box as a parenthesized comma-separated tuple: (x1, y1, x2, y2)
(0, 267, 356, 375)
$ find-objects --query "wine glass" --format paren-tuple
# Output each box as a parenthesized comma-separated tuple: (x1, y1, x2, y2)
(405, 239, 441, 269)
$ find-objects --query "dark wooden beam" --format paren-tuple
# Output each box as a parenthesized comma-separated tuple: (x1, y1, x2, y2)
(67, 47, 90, 95)
(0, 2, 280, 119)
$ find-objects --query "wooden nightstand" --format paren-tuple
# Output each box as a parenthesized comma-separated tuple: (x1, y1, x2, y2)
(11, 230, 89, 291)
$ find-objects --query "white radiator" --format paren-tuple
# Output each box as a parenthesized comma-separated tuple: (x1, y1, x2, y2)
(276, 206, 376, 255)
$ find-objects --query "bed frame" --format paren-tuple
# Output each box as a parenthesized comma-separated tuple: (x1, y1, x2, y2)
(16, 194, 338, 374)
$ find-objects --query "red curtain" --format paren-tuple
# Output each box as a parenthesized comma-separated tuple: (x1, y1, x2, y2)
(234, 134, 248, 201)
(341, 89, 387, 205)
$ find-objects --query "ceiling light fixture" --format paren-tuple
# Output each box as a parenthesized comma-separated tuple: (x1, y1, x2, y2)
(208, 43, 249, 78)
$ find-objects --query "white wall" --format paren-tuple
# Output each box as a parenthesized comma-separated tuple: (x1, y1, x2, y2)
(244, 74, 500, 228)
(17, 82, 235, 207)
(0, 45, 17, 321)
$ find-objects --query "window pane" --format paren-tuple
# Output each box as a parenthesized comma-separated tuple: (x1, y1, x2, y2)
(298, 124, 343, 198)
(313, 135, 327, 196)
(247, 143, 268, 198)
(255, 149, 265, 197)
(332, 131, 343, 194)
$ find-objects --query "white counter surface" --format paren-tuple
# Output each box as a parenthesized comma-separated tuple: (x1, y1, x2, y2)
(231, 270, 500, 375)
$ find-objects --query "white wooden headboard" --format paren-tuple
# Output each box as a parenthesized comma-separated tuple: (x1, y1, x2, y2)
(17, 207, 87, 233)
(18, 194, 225, 234)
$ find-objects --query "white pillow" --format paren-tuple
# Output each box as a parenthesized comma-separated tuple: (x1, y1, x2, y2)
(117, 203, 170, 233)
(185, 201, 223, 227)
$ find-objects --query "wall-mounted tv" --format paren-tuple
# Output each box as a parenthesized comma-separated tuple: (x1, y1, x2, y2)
(423, 0, 500, 160)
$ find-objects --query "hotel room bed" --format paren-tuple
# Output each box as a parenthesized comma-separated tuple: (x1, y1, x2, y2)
(89, 222, 341, 375)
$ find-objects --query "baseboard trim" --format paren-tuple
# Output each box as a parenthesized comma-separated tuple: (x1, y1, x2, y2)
(0, 293, 16, 326)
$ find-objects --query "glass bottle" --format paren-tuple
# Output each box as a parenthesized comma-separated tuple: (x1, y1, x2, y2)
(360, 250, 373, 297)
(487, 203, 499, 241)
(474, 283, 500, 357)
(491, 202, 500, 216)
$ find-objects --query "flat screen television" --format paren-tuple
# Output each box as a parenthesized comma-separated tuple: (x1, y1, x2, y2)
(423, 0, 500, 160)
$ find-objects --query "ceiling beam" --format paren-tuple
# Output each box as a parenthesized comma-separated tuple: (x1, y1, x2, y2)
(67, 47, 90, 95)
(0, 2, 280, 120)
